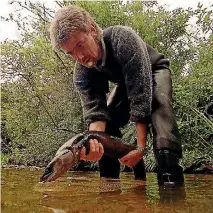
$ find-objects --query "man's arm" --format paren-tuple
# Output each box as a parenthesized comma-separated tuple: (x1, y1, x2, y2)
(136, 122, 147, 148)
(74, 64, 108, 161)
(119, 122, 147, 167)
(89, 121, 106, 131)
(74, 62, 110, 125)
(112, 26, 151, 166)
(111, 26, 152, 124)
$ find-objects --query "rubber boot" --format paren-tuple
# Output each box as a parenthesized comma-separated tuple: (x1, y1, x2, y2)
(156, 150, 184, 186)
(133, 159, 146, 180)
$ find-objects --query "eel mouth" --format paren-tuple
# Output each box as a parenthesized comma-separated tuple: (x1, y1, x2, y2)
(40, 166, 54, 183)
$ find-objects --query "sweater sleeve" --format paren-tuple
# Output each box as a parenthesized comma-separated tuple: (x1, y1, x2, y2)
(111, 26, 152, 123)
(74, 62, 110, 125)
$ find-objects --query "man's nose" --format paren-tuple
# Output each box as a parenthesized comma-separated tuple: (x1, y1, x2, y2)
(78, 53, 86, 61)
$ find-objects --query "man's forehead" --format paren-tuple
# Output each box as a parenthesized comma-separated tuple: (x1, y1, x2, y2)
(59, 31, 81, 47)
(68, 30, 87, 41)
(58, 31, 86, 52)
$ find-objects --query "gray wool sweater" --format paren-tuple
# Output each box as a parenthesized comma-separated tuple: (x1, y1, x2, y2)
(74, 26, 170, 125)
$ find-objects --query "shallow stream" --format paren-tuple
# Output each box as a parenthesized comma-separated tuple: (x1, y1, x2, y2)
(1, 169, 213, 213)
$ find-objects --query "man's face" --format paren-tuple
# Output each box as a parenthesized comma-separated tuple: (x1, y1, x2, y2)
(59, 29, 102, 68)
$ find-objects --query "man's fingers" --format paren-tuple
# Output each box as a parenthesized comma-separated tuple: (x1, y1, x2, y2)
(90, 139, 98, 161)
(119, 158, 128, 165)
(119, 151, 135, 165)
(119, 155, 130, 164)
(119, 150, 143, 167)
(81, 139, 104, 162)
(119, 158, 133, 167)
(80, 147, 86, 160)
(97, 143, 104, 160)
(89, 139, 96, 153)
(95, 140, 99, 153)
(99, 143, 104, 155)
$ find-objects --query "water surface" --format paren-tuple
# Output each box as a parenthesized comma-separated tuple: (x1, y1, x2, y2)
(1, 169, 213, 213)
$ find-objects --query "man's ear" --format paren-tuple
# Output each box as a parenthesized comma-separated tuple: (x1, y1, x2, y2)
(90, 22, 98, 38)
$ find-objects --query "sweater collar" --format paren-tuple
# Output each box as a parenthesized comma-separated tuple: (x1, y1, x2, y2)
(100, 37, 106, 67)
(96, 37, 106, 68)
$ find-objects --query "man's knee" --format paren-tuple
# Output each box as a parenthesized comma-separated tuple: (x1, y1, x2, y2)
(152, 69, 173, 104)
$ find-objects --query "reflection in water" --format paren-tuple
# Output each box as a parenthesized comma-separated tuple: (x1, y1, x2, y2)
(158, 185, 186, 204)
(99, 178, 122, 194)
(1, 170, 213, 213)
(40, 175, 187, 213)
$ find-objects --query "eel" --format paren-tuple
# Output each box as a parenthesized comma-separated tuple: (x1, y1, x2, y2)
(40, 131, 144, 182)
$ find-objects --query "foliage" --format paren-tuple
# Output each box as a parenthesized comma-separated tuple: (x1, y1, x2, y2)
(1, 30, 84, 166)
(1, 0, 213, 170)
(1, 153, 10, 165)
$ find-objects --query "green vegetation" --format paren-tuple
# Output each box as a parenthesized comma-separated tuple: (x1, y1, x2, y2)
(1, 1, 212, 170)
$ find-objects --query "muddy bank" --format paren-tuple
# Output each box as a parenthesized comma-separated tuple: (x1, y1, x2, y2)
(1, 165, 43, 171)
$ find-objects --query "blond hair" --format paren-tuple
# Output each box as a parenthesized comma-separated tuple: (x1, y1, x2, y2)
(49, 5, 103, 49)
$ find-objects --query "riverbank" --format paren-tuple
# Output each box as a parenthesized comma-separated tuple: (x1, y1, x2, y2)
(1, 162, 213, 174)
(1, 164, 43, 170)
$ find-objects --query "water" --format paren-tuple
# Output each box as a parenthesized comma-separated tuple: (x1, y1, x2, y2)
(1, 169, 213, 213)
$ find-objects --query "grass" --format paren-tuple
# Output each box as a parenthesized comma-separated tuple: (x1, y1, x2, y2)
(1, 153, 10, 165)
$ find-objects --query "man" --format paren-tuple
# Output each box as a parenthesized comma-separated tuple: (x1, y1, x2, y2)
(49, 5, 184, 185)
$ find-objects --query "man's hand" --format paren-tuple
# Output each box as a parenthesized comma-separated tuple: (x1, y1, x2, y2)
(119, 150, 143, 167)
(80, 120, 106, 162)
(119, 121, 147, 167)
(80, 139, 104, 162)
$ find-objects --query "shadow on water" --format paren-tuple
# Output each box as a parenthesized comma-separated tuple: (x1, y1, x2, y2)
(1, 169, 213, 213)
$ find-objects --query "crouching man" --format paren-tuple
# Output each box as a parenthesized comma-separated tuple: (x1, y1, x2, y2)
(49, 5, 184, 185)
